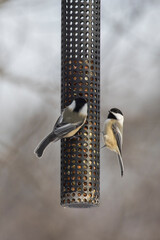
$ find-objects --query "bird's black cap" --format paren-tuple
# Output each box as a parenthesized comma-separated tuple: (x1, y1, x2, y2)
(110, 108, 123, 115)
(108, 108, 123, 119)
(74, 98, 87, 112)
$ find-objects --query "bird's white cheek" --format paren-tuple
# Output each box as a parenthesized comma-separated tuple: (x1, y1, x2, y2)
(113, 113, 124, 121)
(68, 100, 76, 111)
(119, 118, 124, 126)
(80, 103, 88, 116)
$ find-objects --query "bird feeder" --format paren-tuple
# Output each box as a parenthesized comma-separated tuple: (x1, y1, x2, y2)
(61, 0, 100, 208)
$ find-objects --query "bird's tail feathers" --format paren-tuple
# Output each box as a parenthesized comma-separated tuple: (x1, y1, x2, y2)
(117, 153, 124, 177)
(34, 132, 58, 158)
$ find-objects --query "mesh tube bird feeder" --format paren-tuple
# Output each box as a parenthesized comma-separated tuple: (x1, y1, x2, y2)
(61, 0, 100, 208)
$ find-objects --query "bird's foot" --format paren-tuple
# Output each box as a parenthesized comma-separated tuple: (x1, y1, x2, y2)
(101, 145, 106, 149)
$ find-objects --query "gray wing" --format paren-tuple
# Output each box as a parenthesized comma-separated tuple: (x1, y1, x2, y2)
(112, 123, 123, 155)
(54, 121, 82, 136)
(53, 111, 83, 137)
(53, 111, 64, 128)
(112, 123, 124, 176)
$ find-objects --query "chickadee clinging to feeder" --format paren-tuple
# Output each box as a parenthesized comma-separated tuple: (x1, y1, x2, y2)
(35, 98, 88, 158)
(102, 108, 124, 177)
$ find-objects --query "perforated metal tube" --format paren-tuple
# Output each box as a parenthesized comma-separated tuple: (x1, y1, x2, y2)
(61, 0, 100, 208)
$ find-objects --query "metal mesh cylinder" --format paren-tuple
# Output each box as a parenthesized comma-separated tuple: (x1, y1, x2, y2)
(61, 0, 100, 208)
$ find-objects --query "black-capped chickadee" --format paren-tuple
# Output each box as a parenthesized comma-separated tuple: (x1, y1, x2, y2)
(102, 108, 124, 176)
(35, 98, 88, 158)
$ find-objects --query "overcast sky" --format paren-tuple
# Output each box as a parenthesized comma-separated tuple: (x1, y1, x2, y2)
(0, 1, 160, 240)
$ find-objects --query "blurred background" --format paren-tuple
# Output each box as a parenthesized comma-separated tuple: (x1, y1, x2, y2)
(0, 0, 160, 239)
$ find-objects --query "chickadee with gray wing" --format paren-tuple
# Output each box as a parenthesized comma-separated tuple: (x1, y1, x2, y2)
(35, 98, 88, 158)
(102, 108, 124, 176)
